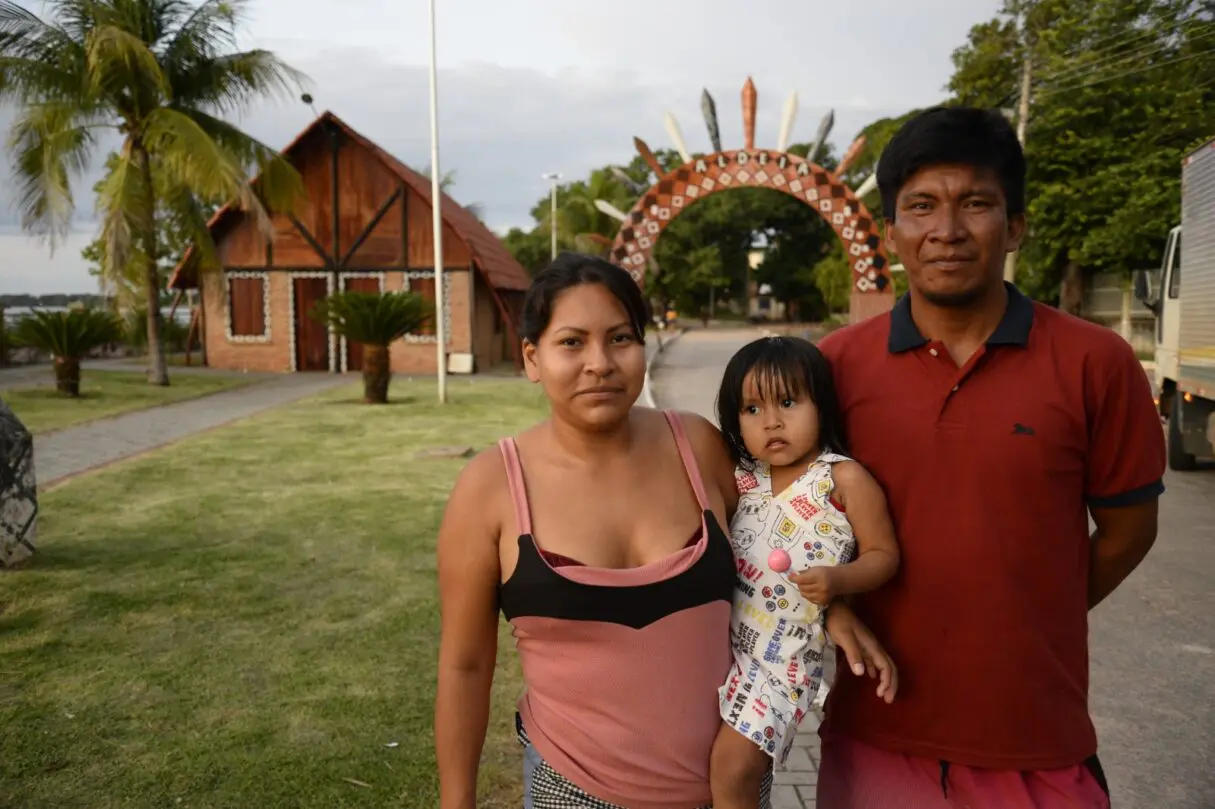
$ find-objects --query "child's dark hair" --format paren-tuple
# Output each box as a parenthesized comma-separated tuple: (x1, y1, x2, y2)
(521, 252, 650, 344)
(715, 336, 848, 470)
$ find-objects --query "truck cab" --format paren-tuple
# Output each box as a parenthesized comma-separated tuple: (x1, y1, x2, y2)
(1150, 225, 1184, 394)
(1135, 203, 1215, 470)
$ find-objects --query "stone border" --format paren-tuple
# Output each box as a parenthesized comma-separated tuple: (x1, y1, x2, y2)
(642, 327, 685, 408)
(224, 271, 272, 343)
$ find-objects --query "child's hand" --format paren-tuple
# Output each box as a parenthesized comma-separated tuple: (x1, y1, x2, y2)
(790, 566, 835, 606)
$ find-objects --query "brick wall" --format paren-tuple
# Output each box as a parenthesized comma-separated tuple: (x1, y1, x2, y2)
(201, 268, 473, 374)
(202, 270, 293, 372)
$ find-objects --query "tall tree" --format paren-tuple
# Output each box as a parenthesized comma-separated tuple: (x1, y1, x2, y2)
(947, 0, 1215, 309)
(0, 0, 305, 385)
(81, 151, 218, 312)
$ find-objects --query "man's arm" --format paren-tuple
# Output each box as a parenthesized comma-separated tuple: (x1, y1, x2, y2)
(1083, 335, 1166, 610)
(1089, 501, 1159, 609)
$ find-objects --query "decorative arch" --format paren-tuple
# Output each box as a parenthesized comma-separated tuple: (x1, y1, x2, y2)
(602, 78, 896, 323)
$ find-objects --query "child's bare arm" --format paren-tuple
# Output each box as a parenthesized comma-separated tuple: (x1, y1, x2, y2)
(791, 461, 899, 604)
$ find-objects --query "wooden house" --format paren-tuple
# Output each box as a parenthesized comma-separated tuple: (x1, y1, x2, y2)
(167, 111, 530, 374)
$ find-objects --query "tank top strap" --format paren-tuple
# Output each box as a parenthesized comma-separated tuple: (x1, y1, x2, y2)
(497, 437, 533, 536)
(663, 410, 711, 511)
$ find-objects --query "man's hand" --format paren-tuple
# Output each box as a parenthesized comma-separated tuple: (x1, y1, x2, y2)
(790, 566, 836, 606)
(824, 602, 898, 704)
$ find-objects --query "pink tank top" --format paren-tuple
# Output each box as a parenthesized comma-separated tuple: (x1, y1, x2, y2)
(497, 411, 736, 809)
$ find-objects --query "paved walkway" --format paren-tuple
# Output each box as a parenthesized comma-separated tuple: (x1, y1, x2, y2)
(651, 327, 824, 808)
(0, 357, 273, 391)
(32, 372, 348, 487)
(650, 328, 758, 424)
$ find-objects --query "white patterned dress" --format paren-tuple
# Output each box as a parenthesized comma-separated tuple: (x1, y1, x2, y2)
(717, 451, 857, 765)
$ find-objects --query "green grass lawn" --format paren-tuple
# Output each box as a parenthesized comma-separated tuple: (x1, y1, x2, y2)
(0, 377, 548, 809)
(2, 370, 257, 435)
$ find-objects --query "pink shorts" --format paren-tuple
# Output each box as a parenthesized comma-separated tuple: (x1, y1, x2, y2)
(816, 732, 1111, 809)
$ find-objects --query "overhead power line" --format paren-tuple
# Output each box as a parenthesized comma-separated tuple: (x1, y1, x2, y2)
(1035, 47, 1215, 97)
(1036, 20, 1215, 88)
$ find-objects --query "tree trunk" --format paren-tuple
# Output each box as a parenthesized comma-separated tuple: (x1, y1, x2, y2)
(136, 141, 169, 386)
(1058, 260, 1084, 315)
(55, 356, 81, 397)
(362, 344, 391, 404)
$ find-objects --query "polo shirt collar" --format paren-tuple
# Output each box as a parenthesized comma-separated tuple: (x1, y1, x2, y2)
(888, 281, 1034, 353)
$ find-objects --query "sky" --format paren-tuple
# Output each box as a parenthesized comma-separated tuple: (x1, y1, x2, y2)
(0, 0, 1001, 295)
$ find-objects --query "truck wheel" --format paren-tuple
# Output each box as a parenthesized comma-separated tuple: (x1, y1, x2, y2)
(1168, 393, 1198, 471)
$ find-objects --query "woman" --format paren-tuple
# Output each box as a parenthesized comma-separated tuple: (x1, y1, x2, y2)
(435, 253, 893, 809)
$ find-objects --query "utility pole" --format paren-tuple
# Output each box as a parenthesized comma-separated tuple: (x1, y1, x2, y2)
(1004, 48, 1033, 283)
(542, 172, 561, 261)
(427, 0, 447, 403)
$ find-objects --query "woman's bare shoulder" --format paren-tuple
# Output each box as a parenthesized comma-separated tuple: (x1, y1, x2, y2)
(672, 410, 729, 455)
(449, 441, 512, 507)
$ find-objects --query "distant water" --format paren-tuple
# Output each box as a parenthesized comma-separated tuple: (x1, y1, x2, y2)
(3, 306, 190, 327)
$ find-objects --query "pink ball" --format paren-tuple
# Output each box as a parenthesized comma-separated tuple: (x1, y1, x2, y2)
(768, 548, 792, 573)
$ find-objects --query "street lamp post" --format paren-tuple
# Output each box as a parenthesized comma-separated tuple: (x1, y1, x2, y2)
(427, 0, 447, 403)
(542, 172, 562, 261)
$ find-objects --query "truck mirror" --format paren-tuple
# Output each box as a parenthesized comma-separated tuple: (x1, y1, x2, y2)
(1133, 270, 1159, 314)
(1133, 270, 1149, 301)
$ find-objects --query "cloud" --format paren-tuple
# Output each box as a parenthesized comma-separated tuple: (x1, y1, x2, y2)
(1, 0, 1002, 293)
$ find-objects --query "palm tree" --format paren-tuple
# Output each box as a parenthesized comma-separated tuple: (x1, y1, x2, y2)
(538, 168, 638, 255)
(309, 291, 432, 404)
(0, 0, 305, 387)
(10, 307, 125, 396)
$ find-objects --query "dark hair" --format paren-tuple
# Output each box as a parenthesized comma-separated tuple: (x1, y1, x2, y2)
(877, 106, 1026, 221)
(715, 336, 848, 470)
(520, 252, 650, 344)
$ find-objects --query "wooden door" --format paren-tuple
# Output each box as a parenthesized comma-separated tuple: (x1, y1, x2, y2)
(294, 277, 330, 371)
(344, 277, 381, 371)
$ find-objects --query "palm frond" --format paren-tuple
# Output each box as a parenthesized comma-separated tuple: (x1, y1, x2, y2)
(160, 0, 239, 66)
(0, 1, 89, 105)
(163, 176, 220, 272)
(143, 105, 280, 240)
(172, 48, 307, 115)
(309, 291, 433, 346)
(85, 22, 168, 98)
(142, 105, 245, 197)
(8, 102, 100, 243)
(184, 108, 302, 207)
(174, 107, 304, 221)
(10, 306, 124, 358)
(43, 0, 104, 43)
(96, 144, 150, 281)
(0, 1, 65, 53)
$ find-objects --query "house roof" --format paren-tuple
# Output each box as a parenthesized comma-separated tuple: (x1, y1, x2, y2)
(168, 111, 532, 292)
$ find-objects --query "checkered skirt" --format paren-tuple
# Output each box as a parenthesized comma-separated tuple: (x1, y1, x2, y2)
(517, 714, 773, 808)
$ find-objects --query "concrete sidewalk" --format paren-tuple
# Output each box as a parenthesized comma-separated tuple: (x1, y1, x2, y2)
(649, 328, 757, 422)
(32, 372, 349, 488)
(0, 357, 275, 391)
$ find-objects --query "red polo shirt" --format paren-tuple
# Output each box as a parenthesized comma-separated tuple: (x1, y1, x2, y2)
(817, 284, 1166, 771)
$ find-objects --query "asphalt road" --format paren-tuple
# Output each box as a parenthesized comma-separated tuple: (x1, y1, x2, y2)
(652, 327, 1215, 809)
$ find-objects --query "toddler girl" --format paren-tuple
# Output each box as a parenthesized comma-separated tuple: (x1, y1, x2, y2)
(709, 335, 900, 808)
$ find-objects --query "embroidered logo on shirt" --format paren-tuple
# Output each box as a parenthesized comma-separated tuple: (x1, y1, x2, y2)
(1012, 422, 1036, 436)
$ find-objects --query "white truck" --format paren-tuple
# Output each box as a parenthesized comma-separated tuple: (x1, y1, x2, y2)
(1134, 137, 1215, 470)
